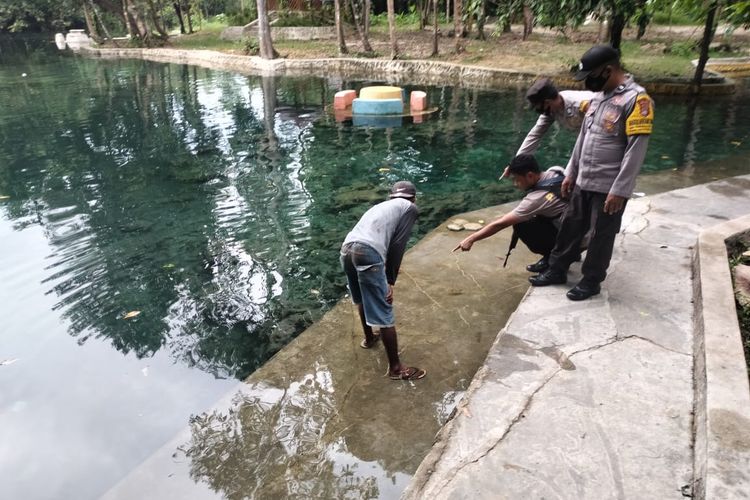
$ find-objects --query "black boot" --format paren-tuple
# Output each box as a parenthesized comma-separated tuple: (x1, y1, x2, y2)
(528, 269, 567, 286)
(526, 256, 549, 273)
(566, 281, 601, 301)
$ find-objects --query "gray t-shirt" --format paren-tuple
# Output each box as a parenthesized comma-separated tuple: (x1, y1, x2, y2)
(342, 198, 419, 285)
(512, 169, 567, 223)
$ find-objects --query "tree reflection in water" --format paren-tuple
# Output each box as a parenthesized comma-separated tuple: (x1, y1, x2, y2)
(182, 365, 383, 499)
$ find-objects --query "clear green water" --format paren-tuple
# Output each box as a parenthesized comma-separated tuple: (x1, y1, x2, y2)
(1, 35, 749, 498)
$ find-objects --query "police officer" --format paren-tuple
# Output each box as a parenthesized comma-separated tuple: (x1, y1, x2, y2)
(529, 45, 654, 301)
(453, 154, 567, 274)
(517, 78, 597, 156)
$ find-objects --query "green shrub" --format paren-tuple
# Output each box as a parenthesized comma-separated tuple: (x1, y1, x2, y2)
(664, 40, 697, 57)
(243, 37, 260, 55)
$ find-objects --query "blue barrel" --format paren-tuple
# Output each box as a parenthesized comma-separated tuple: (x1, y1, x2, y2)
(352, 98, 404, 115)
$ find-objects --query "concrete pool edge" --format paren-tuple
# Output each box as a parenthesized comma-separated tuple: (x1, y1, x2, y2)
(402, 175, 750, 499)
(79, 47, 738, 95)
(692, 214, 750, 499)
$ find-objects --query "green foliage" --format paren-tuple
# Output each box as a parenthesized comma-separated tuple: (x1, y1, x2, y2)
(370, 4, 421, 27)
(243, 36, 259, 54)
(274, 9, 333, 27)
(725, 0, 750, 27)
(0, 0, 83, 33)
(664, 39, 698, 56)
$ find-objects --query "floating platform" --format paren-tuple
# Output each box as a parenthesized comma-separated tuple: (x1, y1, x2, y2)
(332, 85, 436, 127)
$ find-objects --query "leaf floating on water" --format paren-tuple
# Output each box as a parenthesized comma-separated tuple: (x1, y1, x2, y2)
(731, 141, 742, 146)
(378, 167, 390, 172)
(0, 195, 10, 200)
(123, 310, 141, 319)
(162, 263, 175, 269)
(660, 155, 670, 159)
(0, 358, 19, 366)
(310, 289, 320, 295)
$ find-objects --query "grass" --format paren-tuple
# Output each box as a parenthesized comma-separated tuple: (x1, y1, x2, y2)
(157, 20, 748, 81)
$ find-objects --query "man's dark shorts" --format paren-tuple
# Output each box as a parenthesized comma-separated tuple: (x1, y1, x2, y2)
(340, 242, 394, 328)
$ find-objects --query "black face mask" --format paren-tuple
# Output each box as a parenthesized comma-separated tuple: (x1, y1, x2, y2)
(585, 68, 611, 92)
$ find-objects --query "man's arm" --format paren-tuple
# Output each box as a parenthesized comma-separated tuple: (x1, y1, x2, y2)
(610, 94, 654, 199)
(516, 114, 554, 156)
(385, 204, 419, 285)
(453, 212, 524, 252)
(562, 125, 586, 197)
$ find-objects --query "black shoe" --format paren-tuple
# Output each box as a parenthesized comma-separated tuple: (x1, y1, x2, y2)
(528, 269, 567, 286)
(566, 282, 601, 301)
(526, 256, 549, 273)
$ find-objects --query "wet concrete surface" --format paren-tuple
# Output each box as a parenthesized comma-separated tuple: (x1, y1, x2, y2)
(103, 156, 750, 499)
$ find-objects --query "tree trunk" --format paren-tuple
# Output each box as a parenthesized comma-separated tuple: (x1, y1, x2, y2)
(146, 0, 168, 38)
(364, 0, 370, 39)
(431, 0, 438, 56)
(348, 0, 373, 53)
(83, 1, 103, 43)
(476, 0, 487, 40)
(173, 2, 186, 34)
(454, 0, 463, 53)
(522, 3, 533, 40)
(334, 0, 348, 54)
(258, 0, 279, 58)
(609, 11, 625, 51)
(184, 1, 193, 34)
(90, 0, 118, 45)
(693, 0, 718, 91)
(387, 0, 399, 59)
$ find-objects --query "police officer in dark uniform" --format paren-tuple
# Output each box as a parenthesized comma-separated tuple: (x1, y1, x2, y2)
(529, 45, 654, 300)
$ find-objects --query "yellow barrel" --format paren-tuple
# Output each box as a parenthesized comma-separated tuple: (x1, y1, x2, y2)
(359, 86, 403, 100)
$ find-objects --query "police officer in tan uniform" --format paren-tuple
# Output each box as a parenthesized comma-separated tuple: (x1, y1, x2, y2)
(529, 45, 654, 301)
(517, 78, 597, 156)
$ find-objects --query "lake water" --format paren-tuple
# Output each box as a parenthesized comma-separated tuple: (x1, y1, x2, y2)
(1, 35, 749, 499)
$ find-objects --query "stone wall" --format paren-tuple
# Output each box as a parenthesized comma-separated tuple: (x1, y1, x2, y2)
(220, 26, 336, 42)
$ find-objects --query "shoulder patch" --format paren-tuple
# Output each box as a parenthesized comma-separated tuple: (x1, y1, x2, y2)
(626, 94, 654, 136)
(579, 100, 590, 113)
(545, 192, 555, 202)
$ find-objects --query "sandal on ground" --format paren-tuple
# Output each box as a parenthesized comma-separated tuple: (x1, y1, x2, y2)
(389, 367, 427, 380)
(360, 334, 380, 349)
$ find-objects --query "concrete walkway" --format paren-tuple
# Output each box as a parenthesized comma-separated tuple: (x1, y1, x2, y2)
(403, 175, 750, 499)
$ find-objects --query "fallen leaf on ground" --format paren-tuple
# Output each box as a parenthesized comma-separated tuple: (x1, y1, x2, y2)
(123, 310, 141, 319)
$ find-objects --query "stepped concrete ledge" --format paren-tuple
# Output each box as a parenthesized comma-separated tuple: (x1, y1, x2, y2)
(403, 175, 750, 500)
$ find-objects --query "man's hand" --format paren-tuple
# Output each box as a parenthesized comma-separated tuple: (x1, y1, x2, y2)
(604, 194, 626, 215)
(561, 176, 574, 199)
(452, 238, 474, 252)
(386, 284, 394, 304)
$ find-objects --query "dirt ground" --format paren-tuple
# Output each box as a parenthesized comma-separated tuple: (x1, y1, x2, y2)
(265, 23, 750, 79)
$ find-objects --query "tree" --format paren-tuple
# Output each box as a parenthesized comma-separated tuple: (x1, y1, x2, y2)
(257, 0, 279, 59)
(431, 0, 439, 56)
(454, 0, 463, 53)
(387, 0, 399, 58)
(334, 0, 348, 54)
(693, 0, 719, 89)
(348, 0, 373, 54)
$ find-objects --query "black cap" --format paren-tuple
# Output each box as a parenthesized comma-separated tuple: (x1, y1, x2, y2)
(525, 78, 558, 103)
(389, 180, 417, 199)
(573, 45, 620, 81)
